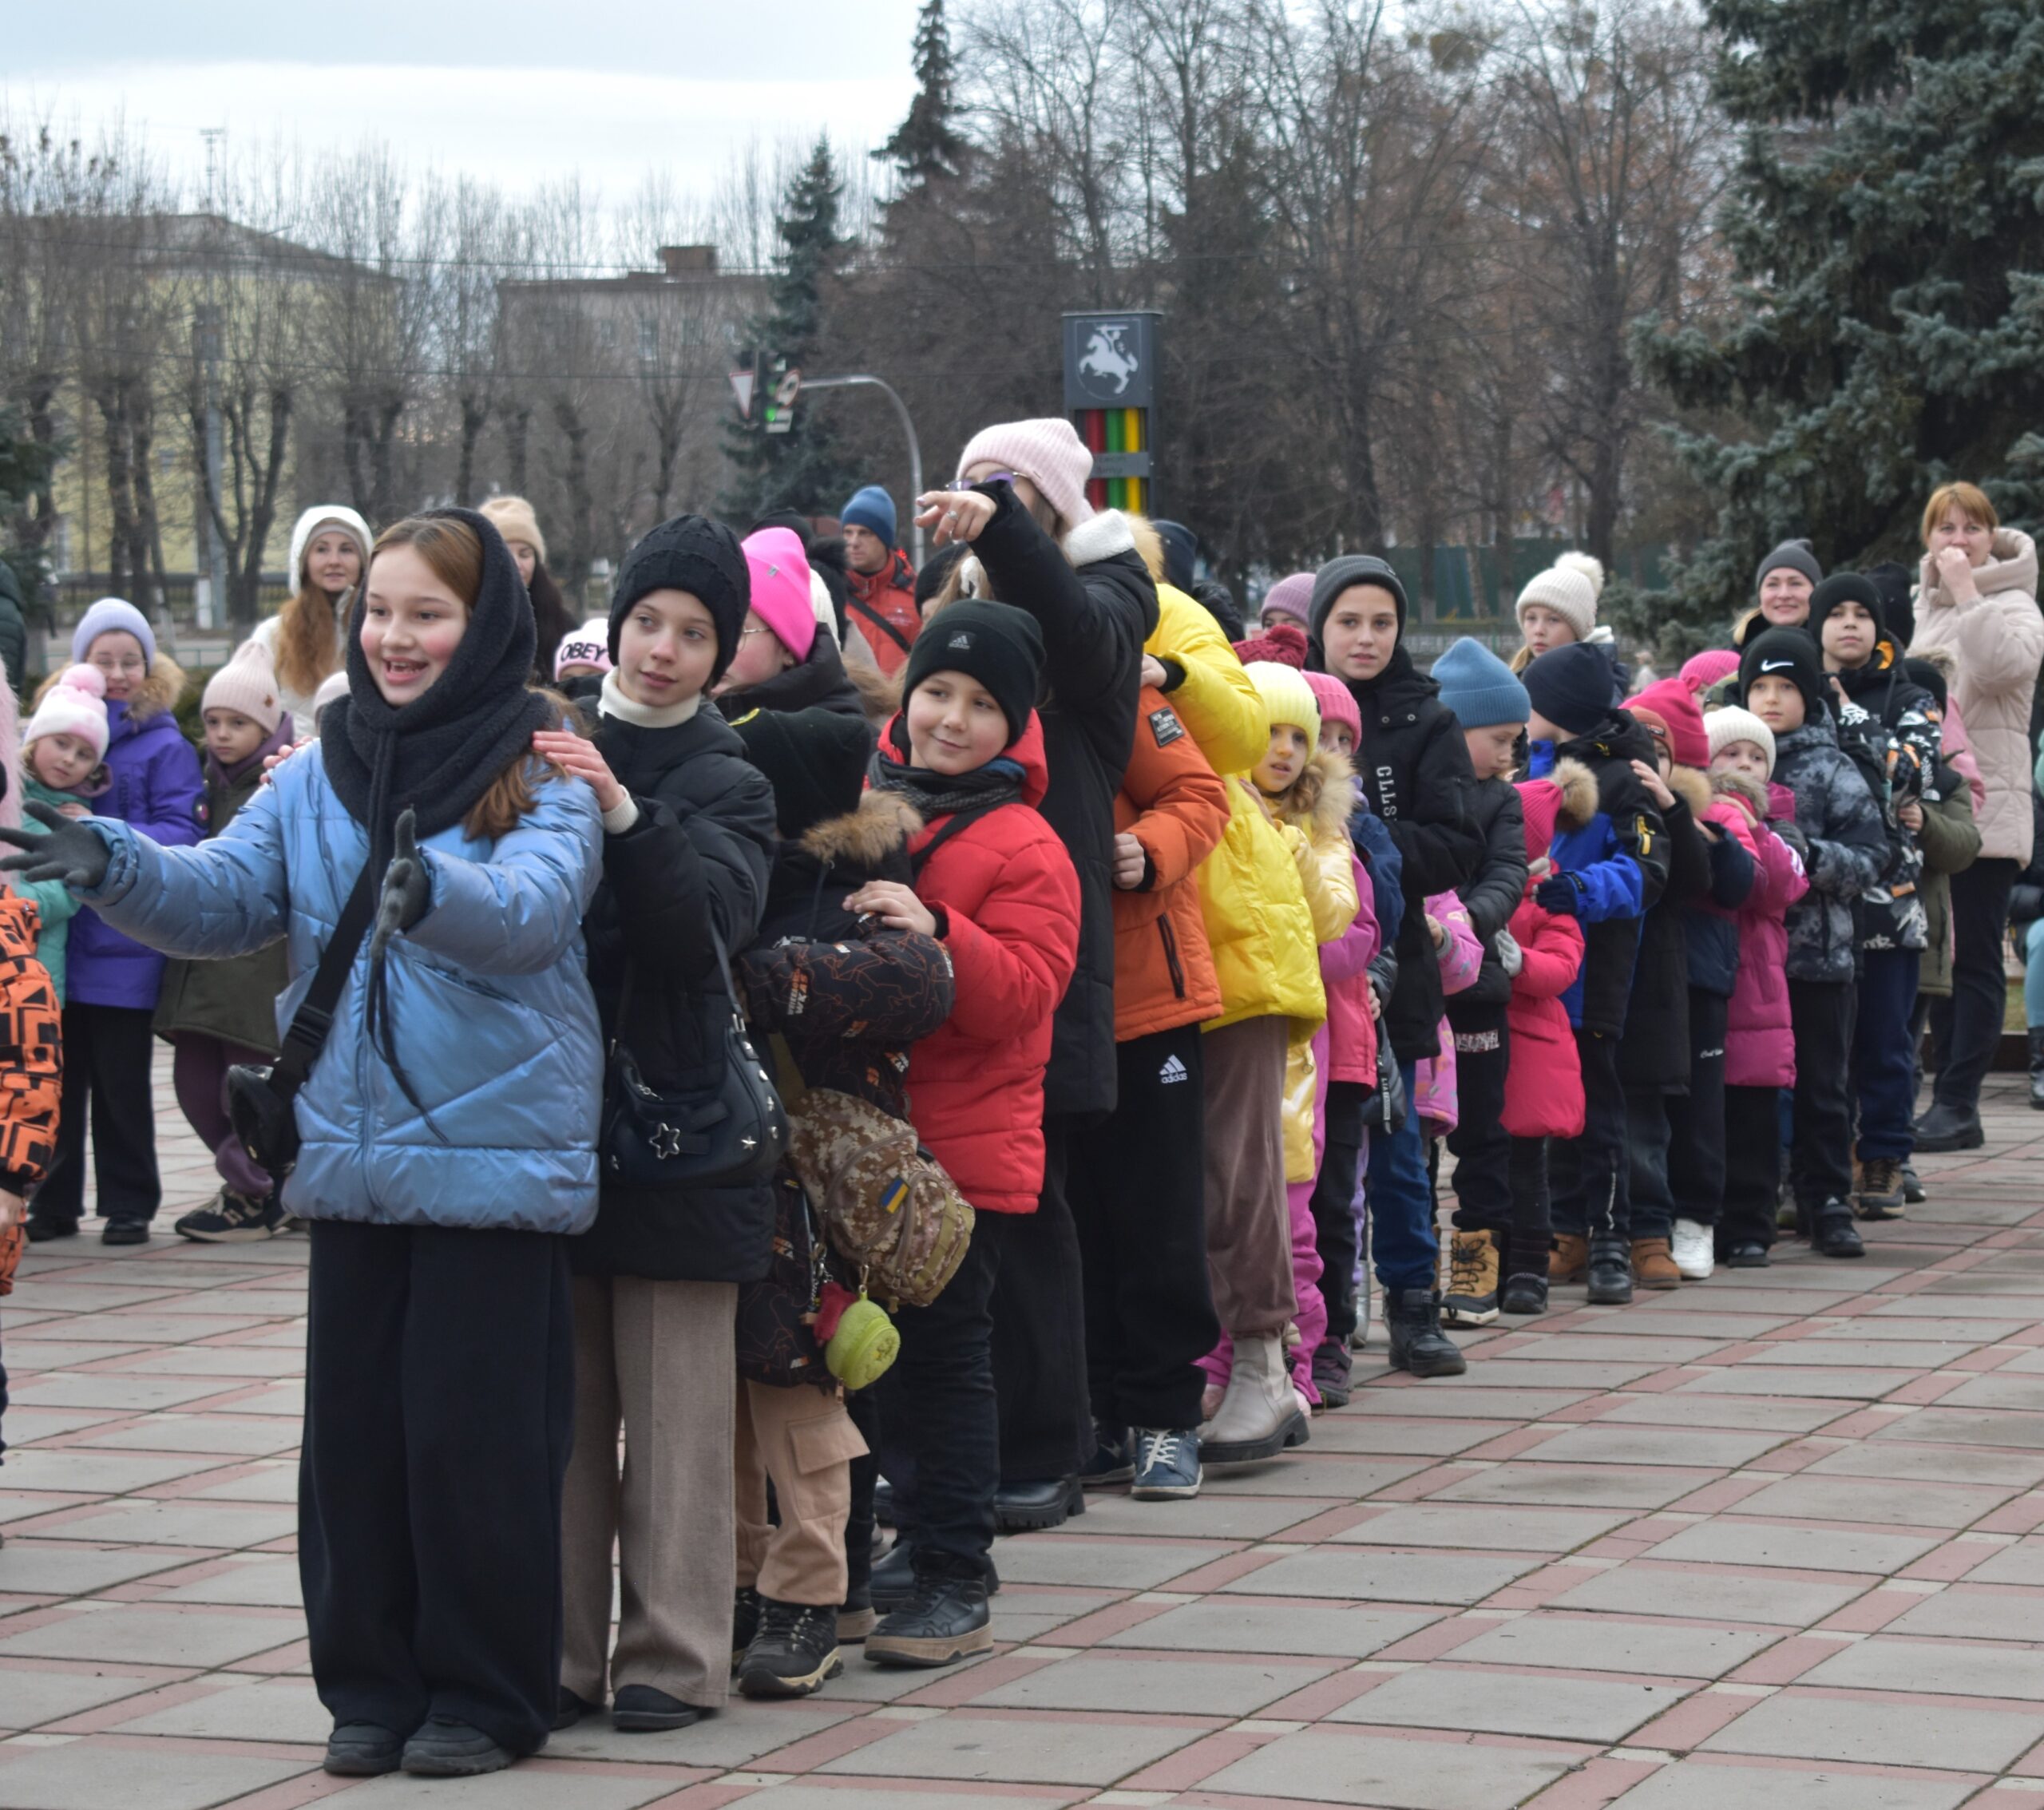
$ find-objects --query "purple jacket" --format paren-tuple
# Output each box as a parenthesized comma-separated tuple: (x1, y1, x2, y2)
(68, 699, 203, 1009)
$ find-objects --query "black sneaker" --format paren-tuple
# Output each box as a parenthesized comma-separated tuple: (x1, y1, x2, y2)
(1913, 1101, 1983, 1152)
(732, 1584, 763, 1669)
(739, 1598, 843, 1697)
(1811, 1200, 1865, 1259)
(866, 1571, 992, 1669)
(1129, 1427, 1201, 1500)
(871, 1537, 917, 1610)
(1310, 1339, 1353, 1408)
(1724, 1241, 1770, 1268)
(24, 1211, 77, 1243)
(1384, 1289, 1467, 1377)
(323, 1722, 403, 1776)
(838, 1581, 876, 1645)
(553, 1688, 600, 1731)
(174, 1189, 283, 1244)
(1499, 1272, 1549, 1316)
(993, 1475, 1083, 1534)
(611, 1684, 699, 1733)
(1585, 1238, 1634, 1305)
(1080, 1422, 1133, 1487)
(101, 1218, 149, 1246)
(401, 1716, 513, 1776)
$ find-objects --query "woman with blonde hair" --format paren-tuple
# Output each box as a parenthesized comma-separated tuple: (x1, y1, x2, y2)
(253, 505, 373, 738)
(480, 496, 575, 682)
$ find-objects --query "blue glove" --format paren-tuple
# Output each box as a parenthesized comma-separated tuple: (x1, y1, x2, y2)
(1534, 872, 1583, 917)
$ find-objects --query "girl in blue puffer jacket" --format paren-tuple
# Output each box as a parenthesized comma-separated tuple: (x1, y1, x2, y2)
(0, 510, 603, 1781)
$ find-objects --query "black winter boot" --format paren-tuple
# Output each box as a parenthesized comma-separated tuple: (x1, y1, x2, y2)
(2030, 1027, 2044, 1110)
(1585, 1238, 1634, 1305)
(1811, 1198, 1865, 1259)
(1384, 1289, 1467, 1377)
(866, 1570, 992, 1669)
(739, 1599, 843, 1697)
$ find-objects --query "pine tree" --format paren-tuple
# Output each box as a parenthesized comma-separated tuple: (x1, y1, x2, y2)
(1637, 0, 2044, 641)
(876, 0, 970, 194)
(721, 137, 862, 519)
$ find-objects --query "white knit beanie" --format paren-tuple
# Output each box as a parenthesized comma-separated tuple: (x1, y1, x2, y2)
(553, 619, 614, 679)
(287, 505, 373, 592)
(1515, 551, 1606, 642)
(311, 669, 351, 729)
(25, 665, 111, 762)
(1705, 705, 1777, 777)
(202, 640, 284, 734)
(956, 418, 1096, 529)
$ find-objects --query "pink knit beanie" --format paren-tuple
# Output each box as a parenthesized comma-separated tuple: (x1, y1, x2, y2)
(1304, 671, 1361, 744)
(203, 640, 284, 735)
(1680, 648, 1740, 694)
(1261, 572, 1315, 628)
(957, 418, 1096, 529)
(741, 528, 818, 662)
(24, 665, 110, 762)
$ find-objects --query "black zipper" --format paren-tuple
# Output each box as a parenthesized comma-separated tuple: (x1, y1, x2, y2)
(1159, 917, 1187, 998)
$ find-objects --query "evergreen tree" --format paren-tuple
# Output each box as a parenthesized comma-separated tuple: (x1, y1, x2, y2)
(1638, 0, 2044, 642)
(876, 0, 970, 194)
(721, 137, 862, 520)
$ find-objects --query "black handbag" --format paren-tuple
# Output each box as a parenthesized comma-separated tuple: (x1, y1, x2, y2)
(600, 925, 787, 1190)
(227, 867, 376, 1181)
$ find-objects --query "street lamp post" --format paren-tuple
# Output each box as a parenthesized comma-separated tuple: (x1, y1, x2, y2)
(797, 374, 927, 567)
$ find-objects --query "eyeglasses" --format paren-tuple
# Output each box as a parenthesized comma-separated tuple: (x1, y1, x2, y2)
(737, 625, 774, 639)
(949, 472, 1017, 491)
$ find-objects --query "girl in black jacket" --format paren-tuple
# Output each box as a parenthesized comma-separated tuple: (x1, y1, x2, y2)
(1309, 557, 1483, 1376)
(533, 514, 778, 1738)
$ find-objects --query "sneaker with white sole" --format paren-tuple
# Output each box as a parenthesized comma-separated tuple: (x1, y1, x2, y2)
(1670, 1218, 1714, 1280)
(1129, 1427, 1201, 1499)
(175, 1189, 283, 1244)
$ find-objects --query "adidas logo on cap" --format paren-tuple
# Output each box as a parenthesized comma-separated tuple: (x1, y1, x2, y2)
(1159, 1054, 1189, 1084)
(948, 631, 974, 649)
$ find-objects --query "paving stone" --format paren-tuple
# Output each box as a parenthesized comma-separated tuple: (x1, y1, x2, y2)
(1609, 1759, 1978, 1809)
(1200, 1727, 1575, 1808)
(1729, 1473, 2014, 1529)
(1301, 1417, 1504, 1456)
(0, 1343, 149, 1370)
(1052, 1492, 1341, 1540)
(1872, 1407, 2044, 1450)
(0, 1666, 165, 1730)
(1349, 1386, 1592, 1419)
(331, 1771, 691, 1807)
(1583, 1310, 1797, 1339)
(1332, 1664, 1686, 1741)
(710, 1790, 1084, 1810)
(1935, 1372, 2044, 1412)
(1210, 1456, 1433, 1498)
(1497, 1334, 1735, 1363)
(1550, 1562, 1865, 1626)
(1800, 1634, 2044, 1701)
(184, 1464, 300, 1503)
(1518, 1423, 1790, 1467)
(113, 1347, 304, 1378)
(1674, 1367, 1906, 1400)
(109, 1676, 329, 1741)
(1428, 1462, 1718, 1510)
(1221, 1547, 1539, 1604)
(1965, 1538, 2044, 1586)
(1868, 1295, 2044, 1320)
(1741, 1341, 1984, 1368)
(820, 1709, 1203, 1784)
(16, 1498, 298, 1548)
(1803, 1442, 2044, 1487)
(1452, 1357, 1662, 1388)
(0, 1408, 125, 1442)
(1806, 1318, 2008, 1343)
(10, 1374, 236, 1412)
(75, 1416, 300, 1456)
(0, 1602, 303, 1665)
(1330, 1503, 1632, 1551)
(1447, 1610, 1780, 1677)
(1632, 1285, 1860, 1311)
(1593, 1393, 1853, 1433)
(0, 1545, 195, 1596)
(969, 1650, 1335, 1714)
(0, 1449, 232, 1495)
(0, 1741, 311, 1809)
(1100, 1598, 1440, 1658)
(1646, 1519, 1940, 1574)
(148, 1558, 305, 1606)
(38, 1313, 279, 1344)
(544, 1697, 853, 1767)
(1701, 1689, 2044, 1769)
(991, 1537, 1222, 1590)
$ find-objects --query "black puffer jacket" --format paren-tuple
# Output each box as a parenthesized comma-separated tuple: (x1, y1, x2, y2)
(717, 628, 866, 723)
(1334, 647, 1483, 1063)
(966, 483, 1157, 1118)
(1445, 776, 1528, 1018)
(568, 690, 778, 1282)
(1619, 766, 1717, 1090)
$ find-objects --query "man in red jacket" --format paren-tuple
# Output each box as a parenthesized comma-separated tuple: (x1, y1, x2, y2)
(841, 485, 921, 675)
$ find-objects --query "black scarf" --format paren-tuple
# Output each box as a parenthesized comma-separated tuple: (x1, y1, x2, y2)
(321, 507, 554, 882)
(869, 719, 1026, 825)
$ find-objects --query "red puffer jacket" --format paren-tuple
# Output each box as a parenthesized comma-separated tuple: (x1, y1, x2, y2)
(847, 549, 922, 675)
(1717, 773, 1809, 1088)
(1500, 896, 1586, 1139)
(879, 715, 1081, 1214)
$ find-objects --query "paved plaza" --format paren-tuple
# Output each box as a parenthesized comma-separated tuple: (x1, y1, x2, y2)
(3, 1056, 2044, 1809)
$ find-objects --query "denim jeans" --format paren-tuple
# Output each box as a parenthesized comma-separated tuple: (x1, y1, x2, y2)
(1854, 947, 1920, 1162)
(1366, 1062, 1437, 1292)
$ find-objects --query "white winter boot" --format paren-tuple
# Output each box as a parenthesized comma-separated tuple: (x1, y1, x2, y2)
(1202, 1334, 1309, 1465)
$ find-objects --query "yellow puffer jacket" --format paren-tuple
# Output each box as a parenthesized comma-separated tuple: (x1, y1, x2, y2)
(1201, 747, 1356, 1042)
(1274, 750, 1361, 1180)
(1146, 584, 1269, 778)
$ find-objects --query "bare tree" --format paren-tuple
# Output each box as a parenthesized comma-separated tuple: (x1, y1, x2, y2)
(426, 172, 516, 507)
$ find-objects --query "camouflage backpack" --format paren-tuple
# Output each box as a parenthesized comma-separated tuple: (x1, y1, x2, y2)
(785, 1087, 973, 1309)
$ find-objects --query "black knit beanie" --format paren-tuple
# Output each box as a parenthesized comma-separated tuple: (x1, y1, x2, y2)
(1310, 554, 1408, 640)
(1523, 640, 1613, 738)
(1740, 628, 1826, 720)
(731, 704, 875, 838)
(915, 543, 968, 610)
(1903, 655, 1947, 712)
(610, 513, 751, 683)
(901, 598, 1044, 744)
(1806, 572, 1884, 650)
(1868, 561, 1917, 650)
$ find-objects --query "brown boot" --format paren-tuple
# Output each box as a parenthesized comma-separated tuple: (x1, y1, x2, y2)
(1548, 1233, 1588, 1283)
(1632, 1237, 1682, 1290)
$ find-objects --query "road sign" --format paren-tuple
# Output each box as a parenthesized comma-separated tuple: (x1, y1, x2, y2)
(764, 367, 802, 435)
(1063, 311, 1160, 410)
(729, 369, 755, 418)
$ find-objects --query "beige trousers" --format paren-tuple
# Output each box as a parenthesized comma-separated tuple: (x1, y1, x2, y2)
(561, 1274, 735, 1709)
(734, 1381, 868, 1607)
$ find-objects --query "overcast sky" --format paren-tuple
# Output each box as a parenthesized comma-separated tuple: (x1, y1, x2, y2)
(4, 2, 922, 218)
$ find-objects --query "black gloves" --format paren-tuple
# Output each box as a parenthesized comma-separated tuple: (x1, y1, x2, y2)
(0, 801, 111, 890)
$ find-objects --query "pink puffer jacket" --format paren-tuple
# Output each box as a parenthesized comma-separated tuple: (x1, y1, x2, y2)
(1413, 893, 1480, 1134)
(1320, 854, 1380, 1086)
(1717, 774, 1809, 1088)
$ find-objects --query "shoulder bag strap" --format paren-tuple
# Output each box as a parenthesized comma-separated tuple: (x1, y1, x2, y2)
(268, 865, 379, 1098)
(847, 591, 914, 658)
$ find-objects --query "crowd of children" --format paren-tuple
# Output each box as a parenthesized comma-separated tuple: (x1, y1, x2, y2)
(0, 455, 2023, 1781)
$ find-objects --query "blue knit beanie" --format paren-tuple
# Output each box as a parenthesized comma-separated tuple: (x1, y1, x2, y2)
(1432, 636, 1529, 730)
(72, 596, 156, 668)
(1523, 640, 1614, 738)
(841, 485, 897, 549)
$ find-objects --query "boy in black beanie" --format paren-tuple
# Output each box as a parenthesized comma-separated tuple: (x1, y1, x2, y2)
(1521, 641, 1670, 1305)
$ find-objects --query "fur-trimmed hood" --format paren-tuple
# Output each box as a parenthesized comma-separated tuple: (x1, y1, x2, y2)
(1553, 755, 1599, 831)
(800, 788, 924, 867)
(1129, 515, 1167, 581)
(1711, 767, 1769, 821)
(34, 652, 186, 726)
(1271, 746, 1355, 841)
(1668, 762, 1713, 821)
